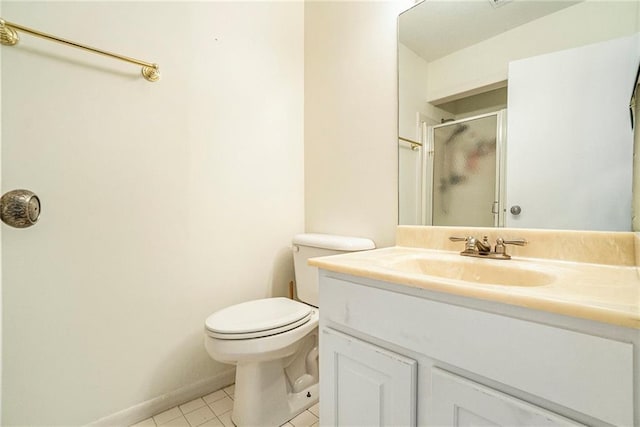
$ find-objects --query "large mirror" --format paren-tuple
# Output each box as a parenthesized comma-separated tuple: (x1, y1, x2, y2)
(398, 0, 640, 231)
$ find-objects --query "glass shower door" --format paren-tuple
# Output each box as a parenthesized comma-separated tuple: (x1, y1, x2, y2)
(426, 111, 505, 227)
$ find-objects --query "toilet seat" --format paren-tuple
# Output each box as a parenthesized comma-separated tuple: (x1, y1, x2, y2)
(205, 297, 312, 340)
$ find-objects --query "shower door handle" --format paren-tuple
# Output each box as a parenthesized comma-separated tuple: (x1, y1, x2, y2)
(0, 189, 41, 228)
(492, 201, 499, 214)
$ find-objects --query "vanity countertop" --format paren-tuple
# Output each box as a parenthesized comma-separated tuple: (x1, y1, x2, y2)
(309, 226, 640, 329)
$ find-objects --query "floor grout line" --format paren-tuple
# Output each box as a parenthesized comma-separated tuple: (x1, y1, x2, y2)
(131, 383, 317, 427)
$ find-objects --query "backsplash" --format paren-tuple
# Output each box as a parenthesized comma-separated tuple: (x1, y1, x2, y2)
(397, 226, 637, 266)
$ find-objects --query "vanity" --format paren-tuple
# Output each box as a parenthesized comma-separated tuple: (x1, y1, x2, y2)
(354, 0, 640, 424)
(310, 226, 640, 427)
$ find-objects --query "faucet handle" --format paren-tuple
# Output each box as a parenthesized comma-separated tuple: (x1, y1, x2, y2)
(449, 236, 470, 242)
(494, 237, 528, 257)
(499, 238, 528, 246)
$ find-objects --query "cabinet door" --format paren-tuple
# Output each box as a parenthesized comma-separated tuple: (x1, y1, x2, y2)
(320, 327, 417, 427)
(430, 368, 586, 426)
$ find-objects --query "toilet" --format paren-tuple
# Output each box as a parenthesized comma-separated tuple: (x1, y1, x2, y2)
(204, 233, 375, 427)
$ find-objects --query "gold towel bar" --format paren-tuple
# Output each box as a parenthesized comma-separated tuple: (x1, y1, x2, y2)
(399, 136, 422, 151)
(0, 18, 160, 82)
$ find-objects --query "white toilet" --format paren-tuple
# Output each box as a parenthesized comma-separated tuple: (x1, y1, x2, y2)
(204, 233, 375, 427)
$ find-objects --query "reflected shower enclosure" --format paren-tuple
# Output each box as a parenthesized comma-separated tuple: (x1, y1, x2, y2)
(399, 110, 506, 227)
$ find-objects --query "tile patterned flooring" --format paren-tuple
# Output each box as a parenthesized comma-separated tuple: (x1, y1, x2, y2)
(130, 384, 319, 427)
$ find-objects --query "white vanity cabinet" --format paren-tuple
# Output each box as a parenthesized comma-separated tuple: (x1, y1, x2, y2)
(319, 272, 638, 427)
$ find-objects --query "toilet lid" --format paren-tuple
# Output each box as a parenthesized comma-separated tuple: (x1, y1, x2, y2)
(205, 297, 312, 339)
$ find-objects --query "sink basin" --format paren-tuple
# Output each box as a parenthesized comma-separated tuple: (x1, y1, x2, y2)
(387, 254, 555, 287)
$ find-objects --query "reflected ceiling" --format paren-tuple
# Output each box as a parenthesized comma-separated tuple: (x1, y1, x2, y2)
(399, 0, 581, 61)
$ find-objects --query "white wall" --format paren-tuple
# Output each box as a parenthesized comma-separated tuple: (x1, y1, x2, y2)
(427, 1, 640, 103)
(304, 0, 412, 248)
(398, 43, 428, 225)
(634, 6, 640, 231)
(399, 43, 429, 140)
(1, 1, 304, 425)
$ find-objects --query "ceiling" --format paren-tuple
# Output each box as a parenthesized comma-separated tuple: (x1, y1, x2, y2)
(399, 0, 581, 61)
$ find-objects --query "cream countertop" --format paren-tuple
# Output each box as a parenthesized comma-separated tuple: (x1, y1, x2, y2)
(308, 226, 640, 329)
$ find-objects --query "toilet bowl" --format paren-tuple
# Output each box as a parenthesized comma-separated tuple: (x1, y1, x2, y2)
(205, 298, 319, 426)
(204, 234, 375, 427)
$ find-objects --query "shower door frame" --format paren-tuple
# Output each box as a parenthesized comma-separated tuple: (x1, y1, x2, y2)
(422, 109, 507, 227)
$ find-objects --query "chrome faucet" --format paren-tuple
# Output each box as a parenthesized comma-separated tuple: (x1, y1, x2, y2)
(449, 236, 527, 260)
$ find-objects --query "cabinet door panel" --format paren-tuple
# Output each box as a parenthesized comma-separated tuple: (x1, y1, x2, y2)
(430, 368, 585, 426)
(320, 327, 417, 426)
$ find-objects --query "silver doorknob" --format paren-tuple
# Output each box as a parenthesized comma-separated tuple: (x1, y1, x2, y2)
(0, 189, 41, 228)
(510, 205, 522, 216)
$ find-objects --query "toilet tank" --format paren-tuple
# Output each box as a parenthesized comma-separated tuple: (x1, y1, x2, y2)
(292, 233, 375, 307)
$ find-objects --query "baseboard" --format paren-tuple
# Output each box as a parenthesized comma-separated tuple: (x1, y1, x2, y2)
(88, 368, 236, 427)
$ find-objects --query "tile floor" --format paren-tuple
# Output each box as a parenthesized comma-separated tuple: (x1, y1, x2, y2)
(130, 384, 319, 427)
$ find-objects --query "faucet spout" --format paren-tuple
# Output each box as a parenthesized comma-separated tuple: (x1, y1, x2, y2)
(449, 235, 528, 260)
(475, 235, 491, 253)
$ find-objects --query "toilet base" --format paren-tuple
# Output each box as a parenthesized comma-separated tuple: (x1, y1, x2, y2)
(232, 359, 319, 427)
